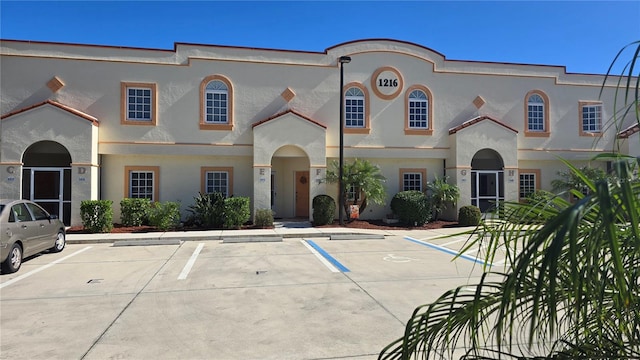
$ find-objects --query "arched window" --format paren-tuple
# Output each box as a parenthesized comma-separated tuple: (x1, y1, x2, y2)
(345, 87, 365, 128)
(408, 90, 428, 129)
(199, 75, 233, 130)
(405, 85, 433, 135)
(524, 90, 550, 137)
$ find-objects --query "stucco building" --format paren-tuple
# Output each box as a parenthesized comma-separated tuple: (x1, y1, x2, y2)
(1, 39, 638, 226)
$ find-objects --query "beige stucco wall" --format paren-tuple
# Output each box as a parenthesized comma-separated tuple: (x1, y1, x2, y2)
(1, 39, 634, 224)
(0, 105, 98, 225)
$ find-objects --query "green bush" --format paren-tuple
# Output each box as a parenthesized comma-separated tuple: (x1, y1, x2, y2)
(390, 191, 432, 226)
(120, 198, 151, 226)
(187, 192, 225, 228)
(80, 200, 113, 233)
(458, 205, 481, 226)
(312, 195, 336, 226)
(223, 197, 251, 229)
(148, 201, 181, 231)
(254, 208, 274, 228)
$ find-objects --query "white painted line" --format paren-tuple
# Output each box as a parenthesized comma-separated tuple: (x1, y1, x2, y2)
(300, 240, 339, 273)
(0, 246, 93, 290)
(178, 243, 204, 280)
(440, 238, 467, 247)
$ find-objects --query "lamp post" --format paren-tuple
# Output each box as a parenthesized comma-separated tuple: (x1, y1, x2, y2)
(338, 55, 351, 226)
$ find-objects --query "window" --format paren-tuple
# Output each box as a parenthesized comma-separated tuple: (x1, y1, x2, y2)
(579, 102, 603, 136)
(405, 85, 433, 135)
(524, 90, 550, 137)
(200, 75, 233, 130)
(347, 185, 360, 202)
(345, 87, 364, 128)
(343, 83, 370, 134)
(26, 203, 49, 220)
(399, 168, 427, 192)
(12, 203, 32, 222)
(205, 81, 228, 123)
(121, 82, 157, 125)
(201, 167, 233, 197)
(519, 169, 540, 200)
(125, 166, 159, 201)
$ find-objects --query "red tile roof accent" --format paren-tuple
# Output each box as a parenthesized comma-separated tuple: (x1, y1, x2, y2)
(1, 100, 99, 126)
(252, 109, 326, 129)
(448, 115, 518, 135)
(618, 123, 640, 138)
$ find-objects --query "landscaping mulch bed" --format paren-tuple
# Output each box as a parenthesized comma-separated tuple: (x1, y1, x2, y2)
(66, 219, 460, 234)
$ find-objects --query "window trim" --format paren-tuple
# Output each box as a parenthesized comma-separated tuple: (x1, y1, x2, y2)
(404, 85, 433, 135)
(200, 167, 233, 196)
(199, 75, 234, 131)
(524, 90, 550, 137)
(579, 101, 603, 137)
(124, 166, 159, 201)
(120, 82, 157, 126)
(399, 168, 427, 192)
(518, 169, 541, 201)
(343, 82, 370, 134)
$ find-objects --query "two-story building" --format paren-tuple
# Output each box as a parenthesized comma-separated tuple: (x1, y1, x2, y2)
(1, 39, 638, 226)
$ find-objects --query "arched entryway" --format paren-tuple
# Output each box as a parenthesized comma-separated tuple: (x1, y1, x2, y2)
(22, 141, 72, 225)
(471, 149, 504, 213)
(270, 145, 311, 218)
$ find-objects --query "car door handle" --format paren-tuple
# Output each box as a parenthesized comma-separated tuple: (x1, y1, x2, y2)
(21, 225, 28, 229)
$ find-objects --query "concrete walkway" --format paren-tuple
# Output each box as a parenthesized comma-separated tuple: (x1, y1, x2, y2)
(66, 220, 477, 244)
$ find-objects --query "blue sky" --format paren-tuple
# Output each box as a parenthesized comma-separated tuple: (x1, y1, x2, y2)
(1, 1, 639, 74)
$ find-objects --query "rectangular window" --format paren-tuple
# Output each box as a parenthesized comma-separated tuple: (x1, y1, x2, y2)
(579, 102, 602, 135)
(345, 98, 365, 128)
(205, 171, 229, 197)
(125, 166, 158, 201)
(130, 171, 154, 200)
(527, 104, 544, 131)
(205, 92, 228, 123)
(200, 167, 233, 197)
(121, 82, 157, 125)
(399, 168, 427, 192)
(402, 172, 423, 191)
(347, 185, 360, 201)
(519, 169, 540, 200)
(408, 100, 428, 129)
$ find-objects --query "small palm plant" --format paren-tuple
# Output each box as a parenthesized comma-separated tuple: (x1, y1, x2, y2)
(426, 175, 460, 220)
(325, 158, 386, 221)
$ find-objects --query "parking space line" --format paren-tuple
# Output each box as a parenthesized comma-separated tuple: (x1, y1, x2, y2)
(0, 246, 93, 289)
(404, 236, 493, 267)
(178, 243, 204, 280)
(301, 240, 349, 273)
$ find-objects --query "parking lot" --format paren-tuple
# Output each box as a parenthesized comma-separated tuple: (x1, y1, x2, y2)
(1, 232, 493, 360)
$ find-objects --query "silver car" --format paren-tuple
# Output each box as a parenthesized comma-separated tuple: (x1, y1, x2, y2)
(1, 199, 66, 273)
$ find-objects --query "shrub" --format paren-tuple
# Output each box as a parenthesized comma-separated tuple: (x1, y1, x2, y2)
(223, 197, 251, 229)
(80, 200, 113, 233)
(426, 175, 460, 220)
(458, 205, 481, 226)
(254, 208, 274, 228)
(187, 192, 225, 228)
(390, 191, 432, 226)
(312, 195, 336, 226)
(120, 198, 151, 226)
(148, 201, 181, 231)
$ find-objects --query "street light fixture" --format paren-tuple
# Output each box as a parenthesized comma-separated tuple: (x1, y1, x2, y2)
(338, 55, 351, 226)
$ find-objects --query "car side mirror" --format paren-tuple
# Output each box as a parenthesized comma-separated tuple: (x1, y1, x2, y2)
(49, 214, 59, 220)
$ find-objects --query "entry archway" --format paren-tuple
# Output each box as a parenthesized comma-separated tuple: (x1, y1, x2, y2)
(22, 141, 72, 225)
(471, 149, 504, 213)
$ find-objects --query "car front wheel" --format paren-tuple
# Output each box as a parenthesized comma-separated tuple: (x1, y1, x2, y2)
(50, 231, 65, 253)
(2, 243, 23, 273)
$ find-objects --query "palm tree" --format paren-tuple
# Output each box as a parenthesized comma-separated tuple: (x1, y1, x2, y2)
(325, 158, 386, 220)
(379, 41, 640, 359)
(426, 175, 460, 220)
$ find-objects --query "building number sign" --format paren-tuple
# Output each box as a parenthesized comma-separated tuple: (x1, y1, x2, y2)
(371, 66, 403, 100)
